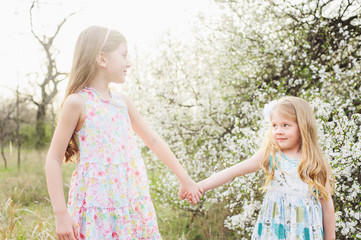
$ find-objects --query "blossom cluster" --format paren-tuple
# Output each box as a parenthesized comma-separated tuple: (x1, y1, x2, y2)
(125, 0, 360, 238)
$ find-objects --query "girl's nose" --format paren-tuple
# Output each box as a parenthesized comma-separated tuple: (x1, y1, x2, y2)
(276, 129, 284, 135)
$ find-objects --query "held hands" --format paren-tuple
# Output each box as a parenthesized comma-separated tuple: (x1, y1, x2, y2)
(55, 211, 79, 240)
(178, 178, 203, 205)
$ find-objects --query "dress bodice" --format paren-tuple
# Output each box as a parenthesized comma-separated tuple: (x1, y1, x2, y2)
(269, 152, 310, 197)
(76, 87, 132, 166)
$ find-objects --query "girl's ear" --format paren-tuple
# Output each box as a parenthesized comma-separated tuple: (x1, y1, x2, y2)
(96, 52, 107, 68)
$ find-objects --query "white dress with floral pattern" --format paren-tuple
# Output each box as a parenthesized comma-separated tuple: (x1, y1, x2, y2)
(67, 87, 162, 240)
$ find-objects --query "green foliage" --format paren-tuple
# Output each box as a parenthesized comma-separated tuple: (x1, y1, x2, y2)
(19, 123, 53, 149)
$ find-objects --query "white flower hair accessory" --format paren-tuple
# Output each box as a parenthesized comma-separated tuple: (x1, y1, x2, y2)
(263, 100, 278, 122)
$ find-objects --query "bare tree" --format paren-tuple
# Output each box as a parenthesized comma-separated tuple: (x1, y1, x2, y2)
(0, 83, 33, 169)
(29, 1, 76, 149)
(14, 86, 22, 169)
(0, 99, 16, 169)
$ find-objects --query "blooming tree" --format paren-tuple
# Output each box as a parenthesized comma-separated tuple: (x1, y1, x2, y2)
(126, 0, 361, 238)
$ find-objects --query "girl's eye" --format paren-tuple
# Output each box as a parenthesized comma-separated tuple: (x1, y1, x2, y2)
(284, 124, 289, 127)
(272, 124, 277, 128)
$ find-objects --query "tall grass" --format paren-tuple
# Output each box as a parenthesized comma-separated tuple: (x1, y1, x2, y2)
(0, 149, 73, 240)
(0, 149, 235, 239)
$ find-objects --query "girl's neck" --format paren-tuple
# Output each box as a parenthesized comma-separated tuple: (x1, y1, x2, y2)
(281, 148, 302, 160)
(87, 75, 111, 100)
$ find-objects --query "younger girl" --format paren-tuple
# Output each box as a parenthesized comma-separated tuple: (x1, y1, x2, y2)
(196, 96, 335, 239)
(45, 26, 202, 240)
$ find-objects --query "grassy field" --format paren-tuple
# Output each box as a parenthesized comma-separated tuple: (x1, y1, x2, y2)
(0, 149, 59, 239)
(0, 149, 235, 240)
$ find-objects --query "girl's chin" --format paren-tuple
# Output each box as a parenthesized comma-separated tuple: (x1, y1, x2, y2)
(112, 79, 126, 84)
(278, 144, 289, 150)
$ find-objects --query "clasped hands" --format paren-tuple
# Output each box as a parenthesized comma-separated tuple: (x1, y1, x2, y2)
(178, 179, 204, 205)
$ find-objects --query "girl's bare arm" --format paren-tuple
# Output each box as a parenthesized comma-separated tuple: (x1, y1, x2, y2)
(45, 94, 83, 239)
(198, 150, 263, 192)
(320, 180, 336, 240)
(123, 94, 203, 204)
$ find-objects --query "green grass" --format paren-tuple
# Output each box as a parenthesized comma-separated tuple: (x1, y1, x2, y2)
(0, 148, 74, 240)
(155, 201, 236, 240)
(0, 148, 235, 240)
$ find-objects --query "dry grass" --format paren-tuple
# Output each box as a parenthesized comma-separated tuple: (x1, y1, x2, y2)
(0, 148, 235, 240)
(0, 148, 74, 240)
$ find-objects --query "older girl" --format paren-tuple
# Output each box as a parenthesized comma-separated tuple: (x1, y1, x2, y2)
(45, 26, 202, 240)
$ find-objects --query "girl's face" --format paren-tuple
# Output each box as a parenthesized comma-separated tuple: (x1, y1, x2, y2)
(271, 112, 301, 153)
(105, 42, 131, 84)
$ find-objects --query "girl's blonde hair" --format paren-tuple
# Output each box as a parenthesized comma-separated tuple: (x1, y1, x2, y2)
(61, 26, 126, 162)
(261, 96, 334, 200)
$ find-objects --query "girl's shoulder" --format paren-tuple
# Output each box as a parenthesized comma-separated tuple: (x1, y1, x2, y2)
(62, 94, 85, 132)
(110, 89, 132, 108)
(57, 94, 84, 132)
(63, 93, 84, 110)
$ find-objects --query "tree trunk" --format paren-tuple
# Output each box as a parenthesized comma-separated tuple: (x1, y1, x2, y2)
(29, 1, 75, 150)
(16, 86, 21, 169)
(36, 103, 47, 149)
(17, 142, 21, 170)
(1, 141, 7, 169)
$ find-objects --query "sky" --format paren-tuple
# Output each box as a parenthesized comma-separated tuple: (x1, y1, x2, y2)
(0, 0, 217, 98)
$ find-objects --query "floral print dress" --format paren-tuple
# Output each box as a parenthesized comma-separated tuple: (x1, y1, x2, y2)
(251, 153, 323, 240)
(67, 87, 162, 240)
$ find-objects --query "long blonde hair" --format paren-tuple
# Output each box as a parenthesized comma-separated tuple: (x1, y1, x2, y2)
(62, 26, 127, 162)
(260, 96, 334, 200)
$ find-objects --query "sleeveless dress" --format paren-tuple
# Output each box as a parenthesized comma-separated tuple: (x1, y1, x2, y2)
(251, 153, 323, 240)
(67, 87, 162, 240)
